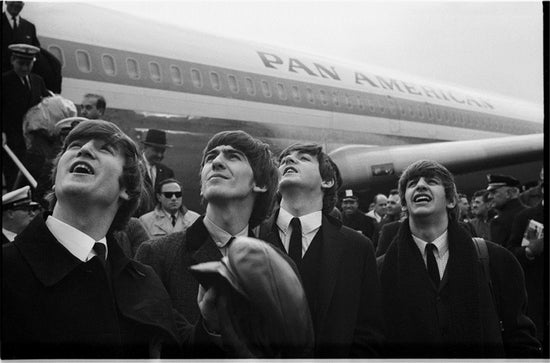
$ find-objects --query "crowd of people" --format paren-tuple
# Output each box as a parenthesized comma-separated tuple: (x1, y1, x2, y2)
(1, 1, 546, 359)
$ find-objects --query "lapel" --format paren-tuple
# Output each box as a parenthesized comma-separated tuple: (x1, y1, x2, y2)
(316, 215, 345, 329)
(186, 217, 223, 264)
(14, 212, 82, 287)
(261, 211, 285, 251)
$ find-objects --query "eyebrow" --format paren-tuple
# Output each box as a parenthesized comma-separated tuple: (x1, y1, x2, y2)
(205, 147, 245, 159)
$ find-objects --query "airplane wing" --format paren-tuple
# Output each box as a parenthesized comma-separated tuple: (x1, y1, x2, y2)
(329, 133, 544, 189)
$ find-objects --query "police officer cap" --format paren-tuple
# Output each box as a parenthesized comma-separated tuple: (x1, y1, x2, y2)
(9, 43, 40, 60)
(2, 186, 38, 210)
(486, 174, 521, 191)
(341, 189, 358, 201)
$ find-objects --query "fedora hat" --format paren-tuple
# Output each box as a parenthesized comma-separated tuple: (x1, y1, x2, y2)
(141, 129, 172, 148)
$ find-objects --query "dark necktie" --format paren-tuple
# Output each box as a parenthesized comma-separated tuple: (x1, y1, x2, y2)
(426, 243, 440, 288)
(22, 76, 30, 91)
(93, 242, 106, 266)
(171, 214, 176, 227)
(12, 16, 17, 31)
(289, 217, 302, 265)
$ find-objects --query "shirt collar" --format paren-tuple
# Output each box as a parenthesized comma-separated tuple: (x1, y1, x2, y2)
(45, 215, 107, 262)
(412, 229, 449, 258)
(277, 207, 322, 234)
(2, 228, 17, 242)
(203, 215, 248, 248)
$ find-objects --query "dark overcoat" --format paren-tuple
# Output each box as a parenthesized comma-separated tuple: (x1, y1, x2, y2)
(378, 219, 540, 358)
(2, 212, 182, 359)
(259, 211, 385, 358)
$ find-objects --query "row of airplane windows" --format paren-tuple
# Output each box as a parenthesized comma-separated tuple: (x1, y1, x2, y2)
(48, 44, 526, 133)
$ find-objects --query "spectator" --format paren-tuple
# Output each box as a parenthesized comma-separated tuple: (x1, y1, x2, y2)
(259, 143, 384, 357)
(2, 185, 40, 244)
(2, 1, 40, 73)
(341, 189, 375, 238)
(2, 120, 186, 358)
(470, 189, 491, 240)
(136, 130, 278, 326)
(506, 167, 545, 347)
(457, 193, 471, 222)
(372, 189, 402, 247)
(2, 43, 49, 190)
(139, 178, 200, 238)
(366, 194, 387, 223)
(378, 160, 540, 358)
(191, 236, 314, 357)
(486, 174, 525, 246)
(80, 93, 106, 119)
(137, 129, 175, 215)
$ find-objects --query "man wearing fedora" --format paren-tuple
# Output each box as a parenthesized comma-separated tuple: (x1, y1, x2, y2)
(138, 129, 175, 216)
(2, 43, 49, 191)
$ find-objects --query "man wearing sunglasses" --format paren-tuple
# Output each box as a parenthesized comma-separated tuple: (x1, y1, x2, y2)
(139, 178, 199, 238)
(2, 185, 40, 244)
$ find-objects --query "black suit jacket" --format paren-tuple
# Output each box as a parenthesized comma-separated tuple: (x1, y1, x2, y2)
(2, 13, 41, 73)
(2, 70, 49, 156)
(2, 213, 183, 359)
(259, 211, 384, 358)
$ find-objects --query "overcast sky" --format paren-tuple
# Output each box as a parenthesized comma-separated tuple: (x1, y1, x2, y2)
(92, 1, 543, 106)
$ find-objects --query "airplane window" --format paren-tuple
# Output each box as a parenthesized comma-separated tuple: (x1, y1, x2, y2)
(387, 96, 397, 115)
(149, 62, 162, 82)
(261, 80, 271, 97)
(126, 58, 140, 79)
(75, 50, 91, 73)
(48, 45, 64, 67)
(276, 83, 287, 100)
(102, 54, 116, 76)
(170, 65, 183, 85)
(245, 77, 255, 95)
(191, 68, 202, 88)
(228, 75, 239, 93)
(426, 104, 434, 121)
(366, 96, 376, 112)
(345, 94, 352, 109)
(435, 106, 442, 122)
(332, 92, 339, 107)
(291, 85, 301, 101)
(357, 96, 364, 110)
(377, 97, 386, 114)
(210, 71, 221, 91)
(416, 104, 424, 119)
(319, 90, 328, 105)
(306, 88, 315, 104)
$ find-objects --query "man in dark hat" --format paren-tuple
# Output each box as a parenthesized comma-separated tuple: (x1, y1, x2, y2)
(486, 174, 525, 246)
(2, 43, 49, 190)
(2, 2, 41, 73)
(138, 129, 175, 216)
(341, 189, 376, 240)
(2, 185, 40, 244)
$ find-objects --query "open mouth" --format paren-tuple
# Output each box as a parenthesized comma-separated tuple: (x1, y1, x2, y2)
(70, 161, 94, 175)
(208, 173, 228, 180)
(413, 194, 432, 203)
(283, 166, 298, 175)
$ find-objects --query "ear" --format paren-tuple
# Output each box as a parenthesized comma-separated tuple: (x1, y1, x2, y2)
(119, 188, 130, 201)
(321, 178, 335, 189)
(253, 184, 267, 193)
(446, 199, 456, 209)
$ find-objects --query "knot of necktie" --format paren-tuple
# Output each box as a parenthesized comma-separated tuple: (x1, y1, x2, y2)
(93, 242, 106, 264)
(171, 214, 177, 227)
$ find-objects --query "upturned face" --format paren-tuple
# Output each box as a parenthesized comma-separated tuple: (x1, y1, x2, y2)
(278, 151, 327, 193)
(200, 145, 258, 203)
(404, 176, 454, 220)
(55, 138, 128, 207)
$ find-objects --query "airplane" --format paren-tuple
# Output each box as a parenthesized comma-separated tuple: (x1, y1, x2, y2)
(20, 2, 544, 213)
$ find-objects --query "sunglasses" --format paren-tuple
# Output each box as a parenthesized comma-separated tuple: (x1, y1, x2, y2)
(162, 191, 182, 198)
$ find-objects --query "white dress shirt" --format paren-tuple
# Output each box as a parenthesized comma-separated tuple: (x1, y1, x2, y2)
(45, 215, 108, 262)
(276, 208, 322, 258)
(2, 228, 17, 242)
(412, 230, 449, 279)
(203, 215, 248, 256)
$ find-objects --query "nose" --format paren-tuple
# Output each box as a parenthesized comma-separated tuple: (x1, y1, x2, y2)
(281, 154, 296, 166)
(415, 178, 429, 189)
(76, 140, 97, 158)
